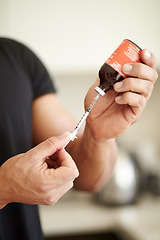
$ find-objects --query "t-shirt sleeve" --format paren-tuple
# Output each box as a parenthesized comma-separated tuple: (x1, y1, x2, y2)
(17, 41, 57, 99)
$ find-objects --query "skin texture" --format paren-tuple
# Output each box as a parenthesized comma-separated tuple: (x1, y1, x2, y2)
(0, 133, 79, 209)
(0, 49, 158, 209)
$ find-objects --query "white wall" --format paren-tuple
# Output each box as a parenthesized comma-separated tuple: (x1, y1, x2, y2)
(0, 0, 160, 74)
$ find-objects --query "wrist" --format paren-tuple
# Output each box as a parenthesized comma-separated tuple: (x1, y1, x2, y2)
(79, 124, 117, 162)
(75, 123, 117, 192)
(84, 121, 116, 146)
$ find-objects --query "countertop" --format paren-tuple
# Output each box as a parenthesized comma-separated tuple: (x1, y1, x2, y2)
(39, 192, 160, 240)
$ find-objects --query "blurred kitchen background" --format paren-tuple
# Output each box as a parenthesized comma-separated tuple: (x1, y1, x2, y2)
(0, 0, 160, 240)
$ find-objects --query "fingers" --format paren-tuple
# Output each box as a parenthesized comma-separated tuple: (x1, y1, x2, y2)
(51, 148, 79, 182)
(121, 49, 158, 83)
(115, 92, 146, 110)
(114, 49, 158, 100)
(39, 148, 79, 205)
(25, 132, 79, 206)
(113, 49, 158, 120)
(115, 91, 146, 121)
(122, 62, 158, 84)
(27, 131, 72, 163)
(114, 78, 154, 100)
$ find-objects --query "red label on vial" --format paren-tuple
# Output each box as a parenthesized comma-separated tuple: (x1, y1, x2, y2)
(106, 39, 141, 78)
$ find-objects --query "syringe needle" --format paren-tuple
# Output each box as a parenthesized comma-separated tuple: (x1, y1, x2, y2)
(64, 93, 100, 148)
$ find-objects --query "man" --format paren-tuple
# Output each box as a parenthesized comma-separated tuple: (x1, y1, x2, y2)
(0, 38, 158, 239)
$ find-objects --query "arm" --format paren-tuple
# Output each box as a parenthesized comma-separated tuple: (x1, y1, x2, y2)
(32, 49, 158, 193)
(73, 49, 158, 191)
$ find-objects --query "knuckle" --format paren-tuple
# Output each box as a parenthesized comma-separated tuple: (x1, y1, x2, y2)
(70, 181, 74, 188)
(69, 165, 79, 179)
(73, 168, 79, 178)
(139, 95, 146, 108)
(132, 62, 143, 76)
(65, 181, 74, 191)
(148, 81, 154, 90)
(149, 69, 158, 84)
(123, 92, 145, 108)
(45, 137, 57, 148)
(65, 157, 79, 179)
(122, 92, 129, 102)
(146, 82, 154, 98)
(34, 182, 58, 206)
(136, 63, 144, 77)
(38, 181, 52, 194)
(48, 196, 57, 206)
(128, 79, 135, 91)
(153, 70, 159, 82)
(43, 195, 58, 206)
(42, 182, 74, 206)
(68, 181, 74, 191)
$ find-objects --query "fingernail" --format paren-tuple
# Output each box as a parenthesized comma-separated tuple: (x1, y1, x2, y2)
(123, 64, 133, 72)
(115, 95, 122, 101)
(115, 81, 123, 89)
(144, 50, 151, 59)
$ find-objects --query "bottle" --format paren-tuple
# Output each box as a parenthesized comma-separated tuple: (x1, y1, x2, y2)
(95, 39, 142, 96)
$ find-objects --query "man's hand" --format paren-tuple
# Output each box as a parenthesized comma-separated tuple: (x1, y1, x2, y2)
(85, 49, 158, 140)
(0, 132, 79, 209)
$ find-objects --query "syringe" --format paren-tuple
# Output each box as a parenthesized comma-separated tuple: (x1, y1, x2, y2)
(70, 93, 100, 141)
(64, 86, 106, 148)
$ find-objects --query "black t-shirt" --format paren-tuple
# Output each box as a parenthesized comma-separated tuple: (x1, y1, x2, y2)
(0, 38, 56, 240)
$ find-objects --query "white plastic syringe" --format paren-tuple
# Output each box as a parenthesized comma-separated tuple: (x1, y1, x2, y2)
(64, 86, 106, 148)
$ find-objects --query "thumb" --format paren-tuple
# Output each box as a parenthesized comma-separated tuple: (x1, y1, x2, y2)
(26, 131, 72, 163)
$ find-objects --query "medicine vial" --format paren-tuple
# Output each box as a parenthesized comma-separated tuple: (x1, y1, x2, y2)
(95, 39, 142, 96)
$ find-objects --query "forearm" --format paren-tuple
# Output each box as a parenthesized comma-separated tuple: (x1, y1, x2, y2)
(68, 126, 118, 192)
